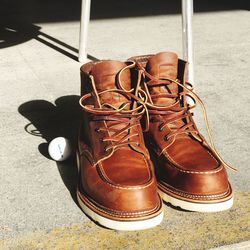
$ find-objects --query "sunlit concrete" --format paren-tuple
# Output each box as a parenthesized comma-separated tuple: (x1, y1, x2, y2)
(0, 4, 249, 249)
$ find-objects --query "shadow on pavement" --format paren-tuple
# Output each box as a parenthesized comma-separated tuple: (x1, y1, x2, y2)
(0, 23, 99, 61)
(0, 0, 248, 24)
(0, 0, 248, 59)
(18, 95, 81, 206)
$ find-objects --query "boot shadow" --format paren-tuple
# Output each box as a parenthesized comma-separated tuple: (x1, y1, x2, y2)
(18, 95, 81, 205)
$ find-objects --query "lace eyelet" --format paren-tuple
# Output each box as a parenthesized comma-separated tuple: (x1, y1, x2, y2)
(99, 138, 104, 142)
(163, 135, 168, 141)
(95, 128, 100, 133)
(158, 126, 163, 132)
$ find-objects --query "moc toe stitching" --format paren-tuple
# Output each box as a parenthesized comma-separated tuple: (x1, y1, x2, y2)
(162, 150, 224, 175)
(97, 156, 154, 189)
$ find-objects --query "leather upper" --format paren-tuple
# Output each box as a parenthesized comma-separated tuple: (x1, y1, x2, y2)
(78, 60, 162, 217)
(130, 52, 232, 200)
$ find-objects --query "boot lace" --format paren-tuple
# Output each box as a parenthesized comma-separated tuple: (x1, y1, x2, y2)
(136, 63, 237, 172)
(79, 62, 149, 166)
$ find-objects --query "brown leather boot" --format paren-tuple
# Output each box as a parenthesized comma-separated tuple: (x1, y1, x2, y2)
(129, 52, 234, 212)
(77, 60, 163, 230)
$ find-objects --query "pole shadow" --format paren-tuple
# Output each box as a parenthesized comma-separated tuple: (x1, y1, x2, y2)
(18, 95, 81, 205)
(0, 22, 99, 61)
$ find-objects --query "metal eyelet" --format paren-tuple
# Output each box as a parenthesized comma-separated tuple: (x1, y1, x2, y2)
(163, 135, 168, 141)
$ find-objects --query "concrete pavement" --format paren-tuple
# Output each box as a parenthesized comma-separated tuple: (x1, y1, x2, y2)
(0, 1, 249, 249)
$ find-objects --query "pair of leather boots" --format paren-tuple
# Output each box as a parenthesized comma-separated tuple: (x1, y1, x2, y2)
(76, 52, 234, 231)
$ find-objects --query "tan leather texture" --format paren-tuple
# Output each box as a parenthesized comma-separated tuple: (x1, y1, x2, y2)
(77, 60, 162, 220)
(130, 52, 233, 202)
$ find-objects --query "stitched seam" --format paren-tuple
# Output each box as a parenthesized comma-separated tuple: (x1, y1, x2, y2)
(99, 149, 152, 183)
(143, 156, 152, 182)
(159, 147, 224, 174)
(206, 149, 220, 165)
(78, 191, 161, 218)
(80, 147, 154, 189)
(159, 182, 231, 200)
(97, 162, 154, 190)
(81, 149, 95, 165)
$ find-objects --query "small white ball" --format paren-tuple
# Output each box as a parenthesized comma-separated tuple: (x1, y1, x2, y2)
(48, 137, 72, 161)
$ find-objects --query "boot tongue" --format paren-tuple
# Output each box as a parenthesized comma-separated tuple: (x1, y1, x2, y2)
(146, 52, 178, 106)
(90, 61, 133, 144)
(91, 60, 131, 109)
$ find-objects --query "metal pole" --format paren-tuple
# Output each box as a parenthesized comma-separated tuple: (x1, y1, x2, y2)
(182, 0, 194, 83)
(79, 0, 91, 62)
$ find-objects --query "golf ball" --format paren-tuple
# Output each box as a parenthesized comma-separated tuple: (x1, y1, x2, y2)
(48, 137, 71, 161)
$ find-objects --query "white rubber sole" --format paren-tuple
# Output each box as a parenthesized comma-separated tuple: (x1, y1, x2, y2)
(158, 189, 233, 212)
(77, 192, 164, 231)
(76, 152, 164, 230)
